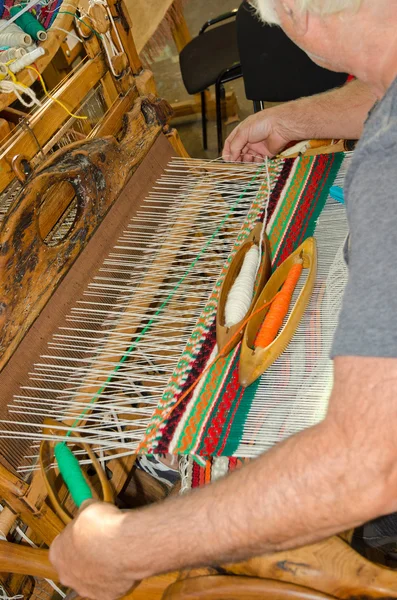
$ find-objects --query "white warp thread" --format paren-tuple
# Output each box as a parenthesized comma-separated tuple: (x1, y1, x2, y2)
(224, 244, 259, 328)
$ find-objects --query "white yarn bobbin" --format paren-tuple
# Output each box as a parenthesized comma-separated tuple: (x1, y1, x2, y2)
(0, 20, 32, 46)
(0, 47, 26, 62)
(224, 244, 259, 328)
(9, 46, 45, 73)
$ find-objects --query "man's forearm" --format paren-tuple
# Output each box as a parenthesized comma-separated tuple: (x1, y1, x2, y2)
(121, 414, 390, 580)
(223, 80, 377, 160)
(284, 79, 377, 141)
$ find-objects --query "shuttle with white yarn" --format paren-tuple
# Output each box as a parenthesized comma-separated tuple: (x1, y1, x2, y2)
(216, 221, 271, 354)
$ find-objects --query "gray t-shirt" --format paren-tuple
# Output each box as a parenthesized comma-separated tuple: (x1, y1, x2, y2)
(331, 76, 397, 358)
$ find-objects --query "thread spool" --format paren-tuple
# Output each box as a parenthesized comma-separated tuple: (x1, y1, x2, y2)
(0, 29, 31, 47)
(224, 244, 260, 328)
(9, 46, 45, 73)
(9, 6, 47, 42)
(0, 19, 32, 45)
(0, 46, 26, 61)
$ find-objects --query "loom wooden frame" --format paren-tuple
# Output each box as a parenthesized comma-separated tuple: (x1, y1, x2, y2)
(0, 33, 395, 595)
(0, 0, 157, 196)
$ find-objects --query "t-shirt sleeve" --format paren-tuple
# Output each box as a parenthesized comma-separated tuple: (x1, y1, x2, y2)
(331, 148, 397, 358)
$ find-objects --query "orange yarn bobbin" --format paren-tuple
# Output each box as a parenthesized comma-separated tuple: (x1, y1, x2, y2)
(255, 261, 303, 348)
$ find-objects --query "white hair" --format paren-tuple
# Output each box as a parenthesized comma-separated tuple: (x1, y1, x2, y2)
(252, 0, 363, 25)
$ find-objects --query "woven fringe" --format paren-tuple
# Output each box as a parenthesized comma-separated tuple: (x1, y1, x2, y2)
(140, 0, 188, 63)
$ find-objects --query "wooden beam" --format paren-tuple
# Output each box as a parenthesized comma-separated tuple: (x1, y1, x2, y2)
(0, 0, 80, 112)
(0, 54, 108, 194)
(90, 86, 138, 138)
(171, 13, 192, 53)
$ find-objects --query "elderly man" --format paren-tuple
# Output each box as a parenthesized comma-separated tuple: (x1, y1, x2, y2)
(50, 1, 397, 598)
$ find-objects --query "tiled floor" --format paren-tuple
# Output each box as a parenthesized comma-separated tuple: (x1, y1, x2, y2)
(148, 1, 254, 159)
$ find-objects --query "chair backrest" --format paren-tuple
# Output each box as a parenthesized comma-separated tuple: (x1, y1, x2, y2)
(236, 2, 348, 102)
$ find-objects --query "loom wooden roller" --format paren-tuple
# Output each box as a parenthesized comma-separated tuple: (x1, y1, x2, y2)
(216, 222, 271, 353)
(239, 237, 317, 388)
(2, 533, 397, 600)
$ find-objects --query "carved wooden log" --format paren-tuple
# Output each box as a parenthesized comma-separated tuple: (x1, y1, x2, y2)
(225, 536, 397, 598)
(0, 96, 173, 370)
(163, 575, 334, 599)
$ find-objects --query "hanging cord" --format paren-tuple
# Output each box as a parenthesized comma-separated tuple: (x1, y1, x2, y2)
(0, 65, 41, 106)
(58, 10, 102, 37)
(0, 77, 40, 106)
(87, 0, 124, 77)
(52, 25, 83, 43)
(25, 64, 88, 119)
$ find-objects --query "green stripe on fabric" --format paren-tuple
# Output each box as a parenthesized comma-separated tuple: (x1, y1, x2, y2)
(270, 158, 313, 253)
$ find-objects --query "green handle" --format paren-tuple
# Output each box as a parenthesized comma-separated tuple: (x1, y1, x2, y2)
(55, 443, 93, 507)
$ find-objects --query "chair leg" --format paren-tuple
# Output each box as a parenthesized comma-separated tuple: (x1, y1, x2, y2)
(215, 81, 224, 155)
(253, 100, 263, 113)
(201, 91, 208, 151)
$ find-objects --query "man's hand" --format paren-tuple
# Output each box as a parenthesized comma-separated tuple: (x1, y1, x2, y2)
(222, 107, 293, 162)
(49, 502, 137, 600)
(223, 80, 376, 163)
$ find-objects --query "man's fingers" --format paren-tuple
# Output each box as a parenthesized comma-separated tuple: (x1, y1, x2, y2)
(78, 498, 100, 514)
(227, 126, 249, 161)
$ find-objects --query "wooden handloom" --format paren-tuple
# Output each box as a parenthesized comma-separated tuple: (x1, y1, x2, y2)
(0, 0, 187, 216)
(0, 82, 396, 599)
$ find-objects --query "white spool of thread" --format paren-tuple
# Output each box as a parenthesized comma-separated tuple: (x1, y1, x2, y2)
(0, 20, 32, 46)
(0, 47, 26, 62)
(25, 43, 37, 52)
(224, 244, 260, 328)
(9, 46, 45, 73)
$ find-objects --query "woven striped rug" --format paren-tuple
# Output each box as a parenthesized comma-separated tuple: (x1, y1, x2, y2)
(140, 152, 347, 470)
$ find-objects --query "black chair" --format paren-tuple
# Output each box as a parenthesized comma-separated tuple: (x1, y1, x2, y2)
(179, 10, 242, 154)
(236, 2, 349, 113)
